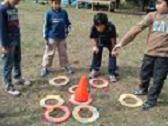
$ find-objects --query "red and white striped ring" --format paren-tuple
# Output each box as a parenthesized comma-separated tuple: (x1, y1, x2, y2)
(44, 106, 71, 123)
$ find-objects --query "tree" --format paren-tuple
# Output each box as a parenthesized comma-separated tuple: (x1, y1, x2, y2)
(116, 0, 120, 9)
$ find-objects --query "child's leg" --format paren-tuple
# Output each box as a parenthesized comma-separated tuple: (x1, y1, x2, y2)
(108, 52, 117, 75)
(41, 39, 56, 68)
(90, 47, 103, 71)
(139, 55, 155, 91)
(2, 47, 15, 86)
(56, 40, 69, 67)
(13, 44, 22, 79)
(147, 57, 168, 105)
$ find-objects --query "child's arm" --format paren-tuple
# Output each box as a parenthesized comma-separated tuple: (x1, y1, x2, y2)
(64, 10, 71, 35)
(65, 10, 71, 28)
(43, 12, 50, 43)
(112, 13, 153, 56)
(91, 39, 99, 53)
(0, 8, 8, 50)
(90, 26, 99, 53)
(110, 24, 117, 53)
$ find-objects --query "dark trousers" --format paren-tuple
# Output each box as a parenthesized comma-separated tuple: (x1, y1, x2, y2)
(90, 46, 117, 75)
(140, 55, 168, 104)
(2, 44, 22, 86)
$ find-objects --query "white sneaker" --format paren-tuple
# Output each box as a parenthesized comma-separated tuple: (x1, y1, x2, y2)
(64, 66, 75, 74)
(6, 85, 21, 96)
(109, 75, 117, 82)
(89, 70, 100, 79)
(14, 78, 31, 86)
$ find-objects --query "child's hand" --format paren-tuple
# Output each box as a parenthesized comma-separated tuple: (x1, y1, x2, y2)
(112, 43, 122, 56)
(93, 46, 99, 54)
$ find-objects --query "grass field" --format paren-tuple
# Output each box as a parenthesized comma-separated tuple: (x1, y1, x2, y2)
(0, 1, 168, 126)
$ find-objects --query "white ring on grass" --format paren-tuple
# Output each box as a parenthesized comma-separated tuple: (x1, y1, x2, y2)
(89, 78, 109, 89)
(68, 85, 78, 94)
(72, 105, 100, 124)
(49, 76, 70, 87)
(119, 94, 143, 108)
(40, 95, 65, 109)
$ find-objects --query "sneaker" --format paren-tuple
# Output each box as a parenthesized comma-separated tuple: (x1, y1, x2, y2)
(14, 78, 31, 86)
(133, 88, 148, 95)
(89, 70, 100, 79)
(109, 75, 117, 82)
(142, 101, 157, 111)
(64, 66, 75, 74)
(5, 85, 21, 96)
(40, 67, 49, 77)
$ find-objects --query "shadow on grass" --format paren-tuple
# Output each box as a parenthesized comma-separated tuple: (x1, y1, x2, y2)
(72, 65, 140, 78)
(159, 93, 168, 107)
(117, 65, 140, 79)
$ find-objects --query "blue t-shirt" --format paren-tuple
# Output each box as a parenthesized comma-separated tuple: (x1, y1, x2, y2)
(0, 3, 20, 47)
(43, 8, 71, 40)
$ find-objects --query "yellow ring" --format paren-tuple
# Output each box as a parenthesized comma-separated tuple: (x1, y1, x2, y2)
(72, 105, 100, 124)
(49, 76, 70, 87)
(40, 95, 65, 109)
(89, 78, 109, 89)
(68, 85, 78, 94)
(119, 94, 143, 108)
(69, 94, 93, 105)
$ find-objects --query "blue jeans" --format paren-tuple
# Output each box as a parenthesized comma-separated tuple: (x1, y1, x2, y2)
(90, 46, 117, 75)
(2, 44, 22, 85)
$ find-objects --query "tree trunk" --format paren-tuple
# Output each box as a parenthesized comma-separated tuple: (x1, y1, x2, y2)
(116, 0, 120, 9)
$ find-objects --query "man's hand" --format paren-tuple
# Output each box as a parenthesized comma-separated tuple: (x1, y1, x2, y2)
(112, 43, 122, 56)
(93, 46, 99, 54)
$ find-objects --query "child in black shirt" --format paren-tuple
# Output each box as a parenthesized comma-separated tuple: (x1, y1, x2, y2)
(89, 13, 118, 82)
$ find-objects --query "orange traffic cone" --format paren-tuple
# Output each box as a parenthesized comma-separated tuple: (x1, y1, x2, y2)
(75, 75, 90, 102)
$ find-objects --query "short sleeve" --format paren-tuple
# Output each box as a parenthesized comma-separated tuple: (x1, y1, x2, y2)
(90, 26, 98, 38)
(109, 24, 117, 38)
(136, 12, 154, 31)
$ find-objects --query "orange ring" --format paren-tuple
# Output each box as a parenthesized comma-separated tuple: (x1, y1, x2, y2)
(68, 85, 78, 94)
(89, 78, 109, 89)
(44, 106, 71, 123)
(69, 94, 93, 105)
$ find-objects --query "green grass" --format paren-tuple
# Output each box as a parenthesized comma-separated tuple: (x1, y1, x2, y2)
(0, 1, 168, 126)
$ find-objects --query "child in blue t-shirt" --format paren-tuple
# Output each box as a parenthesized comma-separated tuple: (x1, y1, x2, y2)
(41, 0, 74, 77)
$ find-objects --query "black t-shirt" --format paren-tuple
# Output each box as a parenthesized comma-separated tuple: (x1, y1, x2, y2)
(90, 22, 117, 47)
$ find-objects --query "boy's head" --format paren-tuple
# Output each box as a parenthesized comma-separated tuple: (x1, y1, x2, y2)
(94, 13, 108, 32)
(50, 0, 61, 10)
(156, 0, 168, 14)
(5, 0, 21, 6)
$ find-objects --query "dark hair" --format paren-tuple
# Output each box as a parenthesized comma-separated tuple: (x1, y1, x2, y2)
(165, 0, 168, 4)
(50, 0, 61, 3)
(94, 13, 108, 26)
